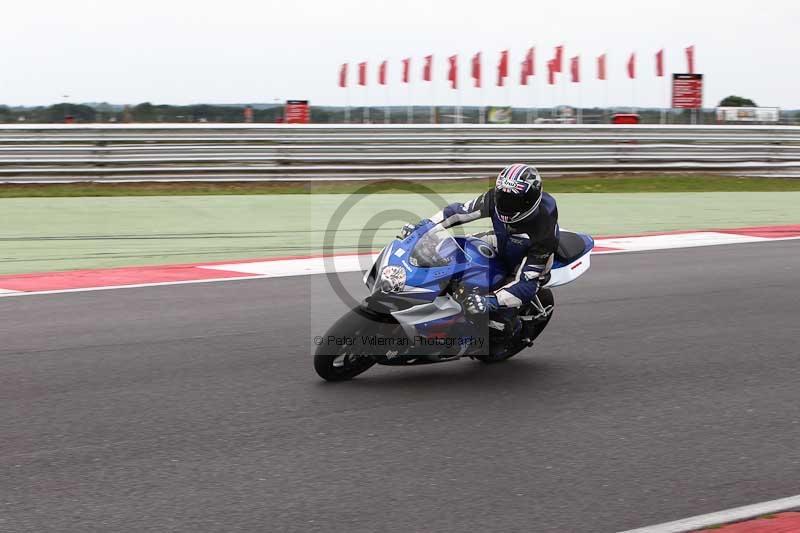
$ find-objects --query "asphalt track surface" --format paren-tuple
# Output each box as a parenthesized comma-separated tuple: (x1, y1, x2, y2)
(2, 241, 799, 532)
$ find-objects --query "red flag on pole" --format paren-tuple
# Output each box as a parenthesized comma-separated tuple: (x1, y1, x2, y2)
(655, 49, 664, 77)
(447, 55, 458, 89)
(471, 52, 481, 87)
(339, 63, 348, 88)
(627, 53, 636, 79)
(358, 62, 367, 86)
(547, 60, 556, 85)
(597, 54, 606, 80)
(553, 45, 563, 73)
(378, 61, 387, 85)
(570, 56, 580, 83)
(520, 47, 534, 85)
(685, 45, 695, 73)
(422, 55, 433, 81)
(401, 58, 410, 83)
(497, 50, 509, 86)
(523, 47, 534, 77)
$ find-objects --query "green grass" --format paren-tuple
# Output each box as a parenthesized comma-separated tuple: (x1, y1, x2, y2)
(2, 174, 800, 198)
(3, 191, 800, 275)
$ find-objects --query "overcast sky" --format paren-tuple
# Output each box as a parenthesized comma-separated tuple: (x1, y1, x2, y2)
(2, 0, 798, 109)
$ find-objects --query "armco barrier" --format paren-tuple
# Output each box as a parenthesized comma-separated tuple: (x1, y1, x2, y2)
(0, 123, 799, 181)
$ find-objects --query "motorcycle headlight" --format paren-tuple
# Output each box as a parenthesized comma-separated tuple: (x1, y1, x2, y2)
(379, 265, 406, 293)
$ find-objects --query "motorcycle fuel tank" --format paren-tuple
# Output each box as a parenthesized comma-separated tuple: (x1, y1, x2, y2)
(455, 237, 508, 293)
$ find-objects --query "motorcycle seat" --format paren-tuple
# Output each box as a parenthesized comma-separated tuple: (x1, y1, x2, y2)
(555, 231, 588, 264)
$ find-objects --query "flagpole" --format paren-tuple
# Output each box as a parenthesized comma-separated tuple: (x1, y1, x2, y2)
(430, 78, 436, 124)
(526, 81, 532, 124)
(407, 81, 413, 124)
(455, 72, 460, 125)
(630, 53, 636, 115)
(431, 84, 436, 124)
(628, 52, 636, 115)
(457, 69, 462, 125)
(523, 51, 532, 125)
(383, 61, 390, 124)
(345, 84, 351, 124)
(453, 55, 461, 124)
(365, 82, 370, 123)
(385, 81, 390, 124)
(480, 60, 485, 124)
(532, 47, 538, 124)
(507, 70, 511, 112)
(656, 46, 667, 125)
(507, 52, 512, 113)
(480, 85, 485, 124)
(600, 53, 608, 124)
(479, 80, 485, 124)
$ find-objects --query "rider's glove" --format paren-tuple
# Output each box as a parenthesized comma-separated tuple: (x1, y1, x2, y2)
(399, 219, 431, 239)
(463, 294, 499, 315)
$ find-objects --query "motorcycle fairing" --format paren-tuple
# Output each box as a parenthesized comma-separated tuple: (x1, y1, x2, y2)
(391, 295, 463, 340)
(544, 232, 594, 289)
(361, 223, 593, 346)
(362, 228, 495, 341)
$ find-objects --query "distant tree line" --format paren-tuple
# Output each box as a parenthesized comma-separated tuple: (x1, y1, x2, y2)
(718, 95, 757, 107)
(0, 103, 288, 124)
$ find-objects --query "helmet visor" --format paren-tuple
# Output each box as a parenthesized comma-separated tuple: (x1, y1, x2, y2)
(495, 189, 542, 224)
(496, 190, 530, 214)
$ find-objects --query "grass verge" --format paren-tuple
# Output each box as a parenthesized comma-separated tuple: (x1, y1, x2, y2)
(2, 174, 800, 197)
(3, 191, 799, 275)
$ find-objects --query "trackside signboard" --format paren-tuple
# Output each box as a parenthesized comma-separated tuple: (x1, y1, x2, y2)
(716, 106, 780, 122)
(672, 74, 703, 109)
(285, 100, 310, 124)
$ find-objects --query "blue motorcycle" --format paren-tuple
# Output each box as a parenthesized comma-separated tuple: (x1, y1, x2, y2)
(314, 220, 593, 381)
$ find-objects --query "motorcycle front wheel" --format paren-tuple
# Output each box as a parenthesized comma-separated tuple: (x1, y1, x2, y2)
(314, 306, 397, 381)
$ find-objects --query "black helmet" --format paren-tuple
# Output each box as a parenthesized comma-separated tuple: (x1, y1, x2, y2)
(494, 164, 543, 224)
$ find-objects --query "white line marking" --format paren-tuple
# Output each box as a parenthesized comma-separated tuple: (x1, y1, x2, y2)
(0, 288, 22, 295)
(598, 232, 768, 251)
(200, 254, 378, 277)
(0, 233, 797, 299)
(0, 275, 268, 298)
(595, 234, 800, 255)
(618, 494, 800, 533)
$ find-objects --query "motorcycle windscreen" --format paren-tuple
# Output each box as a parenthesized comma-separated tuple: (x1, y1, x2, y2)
(409, 224, 469, 268)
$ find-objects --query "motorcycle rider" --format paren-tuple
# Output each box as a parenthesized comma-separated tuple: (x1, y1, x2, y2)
(403, 163, 559, 357)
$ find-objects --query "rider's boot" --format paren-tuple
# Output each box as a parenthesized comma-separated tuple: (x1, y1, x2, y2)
(482, 310, 523, 362)
(518, 288, 555, 346)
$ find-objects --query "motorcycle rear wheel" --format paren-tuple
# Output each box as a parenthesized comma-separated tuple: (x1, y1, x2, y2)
(477, 288, 555, 364)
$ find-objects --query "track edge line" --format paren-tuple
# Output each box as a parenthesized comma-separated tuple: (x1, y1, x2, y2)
(618, 494, 800, 533)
